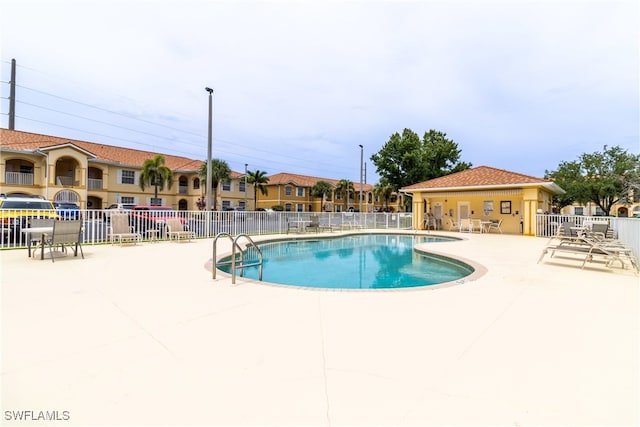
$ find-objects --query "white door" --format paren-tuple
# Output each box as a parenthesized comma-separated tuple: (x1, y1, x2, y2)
(458, 202, 470, 221)
(433, 203, 443, 229)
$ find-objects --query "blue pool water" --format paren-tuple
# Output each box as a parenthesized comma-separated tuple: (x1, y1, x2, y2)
(219, 234, 474, 289)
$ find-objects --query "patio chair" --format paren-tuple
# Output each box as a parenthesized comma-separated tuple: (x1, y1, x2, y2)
(447, 218, 459, 231)
(166, 218, 195, 242)
(459, 218, 472, 232)
(422, 214, 437, 230)
(28, 217, 55, 249)
(488, 219, 503, 233)
(39, 220, 84, 262)
(306, 215, 320, 232)
(108, 213, 141, 245)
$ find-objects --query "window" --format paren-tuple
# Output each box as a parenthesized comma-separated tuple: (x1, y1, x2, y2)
(121, 170, 135, 184)
(285, 186, 292, 196)
(285, 203, 292, 211)
(239, 181, 246, 192)
(222, 201, 231, 210)
(500, 201, 511, 214)
(121, 196, 135, 204)
(574, 206, 584, 216)
(594, 207, 605, 216)
(193, 178, 200, 190)
(296, 204, 304, 212)
(296, 188, 305, 197)
(222, 181, 231, 191)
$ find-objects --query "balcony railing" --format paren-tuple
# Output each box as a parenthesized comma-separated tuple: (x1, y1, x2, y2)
(5, 172, 34, 185)
(55, 176, 79, 186)
(179, 185, 188, 194)
(88, 178, 103, 190)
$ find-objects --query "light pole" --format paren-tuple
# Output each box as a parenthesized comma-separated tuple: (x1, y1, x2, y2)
(359, 144, 363, 214)
(244, 163, 248, 210)
(205, 87, 213, 211)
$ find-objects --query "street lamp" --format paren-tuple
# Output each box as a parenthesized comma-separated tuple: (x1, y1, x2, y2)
(205, 87, 213, 211)
(359, 144, 363, 214)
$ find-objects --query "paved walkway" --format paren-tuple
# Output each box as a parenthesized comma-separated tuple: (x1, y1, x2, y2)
(1, 231, 638, 426)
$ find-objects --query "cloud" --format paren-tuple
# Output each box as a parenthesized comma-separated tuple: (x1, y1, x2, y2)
(1, 0, 637, 181)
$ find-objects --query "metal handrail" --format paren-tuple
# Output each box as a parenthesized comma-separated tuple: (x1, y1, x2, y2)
(212, 232, 263, 284)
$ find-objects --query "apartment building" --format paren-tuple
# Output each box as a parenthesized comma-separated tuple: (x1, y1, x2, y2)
(0, 129, 251, 210)
(259, 172, 403, 213)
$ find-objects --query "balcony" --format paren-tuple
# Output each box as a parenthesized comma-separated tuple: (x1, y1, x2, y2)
(5, 172, 34, 185)
(88, 178, 103, 190)
(179, 185, 189, 195)
(56, 176, 79, 187)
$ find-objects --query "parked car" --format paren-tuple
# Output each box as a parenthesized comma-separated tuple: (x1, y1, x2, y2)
(0, 195, 57, 242)
(221, 207, 245, 221)
(129, 205, 185, 233)
(103, 203, 135, 222)
(54, 202, 81, 220)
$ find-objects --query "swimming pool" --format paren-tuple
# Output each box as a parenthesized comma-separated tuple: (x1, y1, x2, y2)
(218, 233, 475, 289)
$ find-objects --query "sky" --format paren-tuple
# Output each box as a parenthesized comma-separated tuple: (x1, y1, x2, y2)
(1, 0, 638, 184)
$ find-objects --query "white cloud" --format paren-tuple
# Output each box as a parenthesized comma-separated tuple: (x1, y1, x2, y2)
(1, 0, 637, 180)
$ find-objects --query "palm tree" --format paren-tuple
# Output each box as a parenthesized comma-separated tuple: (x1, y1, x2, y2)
(247, 170, 269, 209)
(335, 179, 354, 212)
(198, 159, 231, 210)
(373, 182, 394, 211)
(311, 181, 334, 211)
(139, 154, 173, 205)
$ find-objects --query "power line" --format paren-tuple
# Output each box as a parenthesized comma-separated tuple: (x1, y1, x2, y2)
(3, 62, 363, 179)
(15, 83, 204, 137)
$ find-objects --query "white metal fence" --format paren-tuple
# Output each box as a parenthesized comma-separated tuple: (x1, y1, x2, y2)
(536, 214, 640, 259)
(0, 209, 413, 249)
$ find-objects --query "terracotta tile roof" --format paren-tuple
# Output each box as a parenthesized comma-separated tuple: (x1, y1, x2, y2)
(267, 172, 374, 191)
(401, 166, 553, 190)
(0, 129, 204, 171)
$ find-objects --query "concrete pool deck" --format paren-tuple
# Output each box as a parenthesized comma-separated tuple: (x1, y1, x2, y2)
(1, 230, 638, 426)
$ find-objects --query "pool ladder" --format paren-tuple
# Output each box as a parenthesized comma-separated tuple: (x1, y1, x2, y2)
(212, 233, 263, 284)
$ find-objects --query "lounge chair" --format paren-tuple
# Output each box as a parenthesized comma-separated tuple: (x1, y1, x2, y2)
(538, 228, 639, 272)
(108, 214, 141, 245)
(488, 219, 503, 233)
(38, 220, 84, 262)
(447, 218, 459, 231)
(165, 218, 195, 241)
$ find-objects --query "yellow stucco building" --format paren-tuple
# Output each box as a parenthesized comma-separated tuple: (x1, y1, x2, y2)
(401, 166, 564, 235)
(0, 129, 251, 210)
(258, 172, 403, 213)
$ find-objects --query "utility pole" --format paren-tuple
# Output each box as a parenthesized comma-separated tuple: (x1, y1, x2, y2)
(244, 163, 248, 210)
(205, 87, 213, 211)
(9, 59, 16, 130)
(359, 144, 363, 214)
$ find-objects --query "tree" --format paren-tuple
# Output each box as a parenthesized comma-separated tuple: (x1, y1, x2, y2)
(139, 154, 173, 204)
(373, 182, 394, 211)
(311, 181, 335, 211)
(335, 179, 354, 212)
(545, 145, 640, 216)
(198, 159, 231, 210)
(370, 128, 471, 191)
(247, 169, 270, 209)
